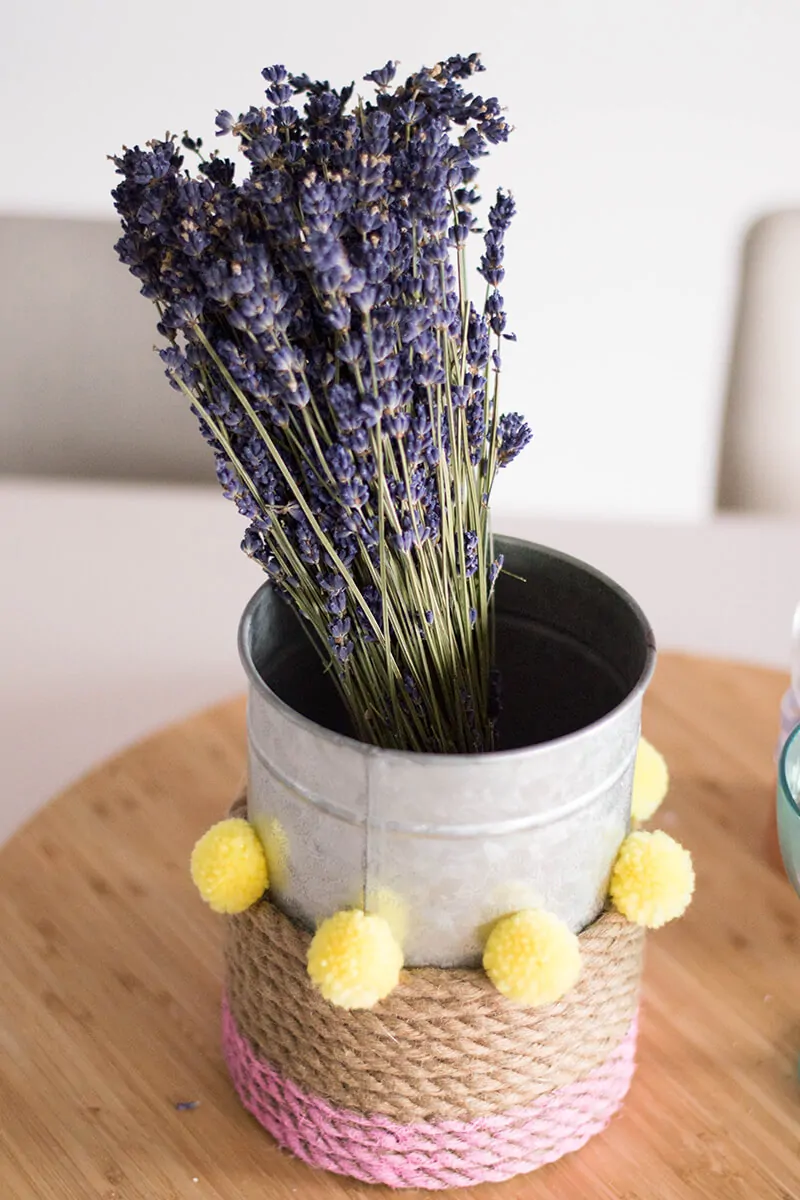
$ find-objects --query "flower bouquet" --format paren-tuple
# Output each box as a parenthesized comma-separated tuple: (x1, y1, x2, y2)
(113, 54, 693, 1190)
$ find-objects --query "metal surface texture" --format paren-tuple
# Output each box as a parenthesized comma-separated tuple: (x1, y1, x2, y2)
(240, 536, 656, 967)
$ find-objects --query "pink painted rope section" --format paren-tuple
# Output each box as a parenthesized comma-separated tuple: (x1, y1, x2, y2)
(222, 996, 638, 1190)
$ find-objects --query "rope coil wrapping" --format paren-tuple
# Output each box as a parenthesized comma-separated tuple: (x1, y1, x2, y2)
(223, 893, 643, 1187)
(225, 897, 642, 1122)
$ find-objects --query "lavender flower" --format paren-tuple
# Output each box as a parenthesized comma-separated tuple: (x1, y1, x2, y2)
(461, 530, 479, 577)
(497, 413, 533, 467)
(111, 53, 531, 755)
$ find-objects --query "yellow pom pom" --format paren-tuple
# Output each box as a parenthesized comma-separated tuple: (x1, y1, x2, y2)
(190, 818, 268, 914)
(631, 738, 670, 822)
(610, 830, 694, 928)
(307, 909, 404, 1010)
(483, 910, 581, 1006)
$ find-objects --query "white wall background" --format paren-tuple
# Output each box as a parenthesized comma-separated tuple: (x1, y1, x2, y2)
(4, 0, 800, 521)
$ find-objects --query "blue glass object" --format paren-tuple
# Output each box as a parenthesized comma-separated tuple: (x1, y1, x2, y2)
(777, 723, 800, 895)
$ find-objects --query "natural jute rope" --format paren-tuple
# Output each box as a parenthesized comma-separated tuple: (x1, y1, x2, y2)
(223, 996, 639, 1190)
(224, 893, 643, 1124)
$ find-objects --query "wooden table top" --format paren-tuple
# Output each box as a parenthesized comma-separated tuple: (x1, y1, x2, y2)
(1, 653, 799, 1199)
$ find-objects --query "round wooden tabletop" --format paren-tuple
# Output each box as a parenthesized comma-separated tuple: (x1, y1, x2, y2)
(1, 654, 799, 1199)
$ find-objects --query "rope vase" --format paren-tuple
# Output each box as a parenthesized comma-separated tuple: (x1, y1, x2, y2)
(186, 540, 693, 1188)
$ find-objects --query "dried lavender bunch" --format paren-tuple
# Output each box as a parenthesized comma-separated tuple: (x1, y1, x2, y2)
(112, 54, 531, 754)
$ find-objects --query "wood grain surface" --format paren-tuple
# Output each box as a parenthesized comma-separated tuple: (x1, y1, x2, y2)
(1, 654, 799, 1200)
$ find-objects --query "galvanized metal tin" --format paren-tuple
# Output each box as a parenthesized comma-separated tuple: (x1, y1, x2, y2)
(239, 536, 656, 968)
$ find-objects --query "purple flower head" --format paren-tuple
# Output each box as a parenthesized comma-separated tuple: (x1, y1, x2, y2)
(395, 100, 426, 127)
(485, 289, 507, 336)
(340, 477, 370, 509)
(459, 529, 479, 577)
(400, 307, 430, 345)
(479, 231, 505, 286)
(261, 64, 289, 85)
(328, 624, 354, 665)
(199, 155, 236, 186)
(488, 188, 516, 232)
(497, 412, 532, 467)
(273, 105, 299, 128)
(326, 586, 348, 617)
(442, 52, 484, 79)
(326, 443, 355, 482)
(414, 356, 445, 388)
(351, 285, 378, 314)
(364, 61, 397, 89)
(395, 528, 415, 553)
(295, 520, 321, 566)
(478, 190, 514, 288)
(383, 410, 410, 438)
(449, 209, 477, 247)
(265, 80, 294, 106)
(324, 298, 351, 331)
(159, 344, 199, 391)
(215, 110, 235, 135)
(336, 336, 364, 367)
(466, 404, 485, 465)
(241, 525, 267, 560)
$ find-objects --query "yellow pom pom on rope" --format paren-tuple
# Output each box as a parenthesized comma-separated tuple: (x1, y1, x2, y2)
(483, 909, 582, 1006)
(631, 737, 670, 822)
(190, 818, 269, 914)
(307, 909, 404, 1010)
(610, 830, 695, 928)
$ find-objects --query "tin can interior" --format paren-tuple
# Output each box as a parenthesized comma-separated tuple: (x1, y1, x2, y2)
(246, 539, 654, 752)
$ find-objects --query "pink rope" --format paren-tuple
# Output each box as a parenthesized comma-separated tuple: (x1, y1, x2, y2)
(222, 996, 638, 1189)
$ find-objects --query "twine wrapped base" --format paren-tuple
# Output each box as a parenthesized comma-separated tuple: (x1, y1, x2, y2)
(223, 898, 644, 1190)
